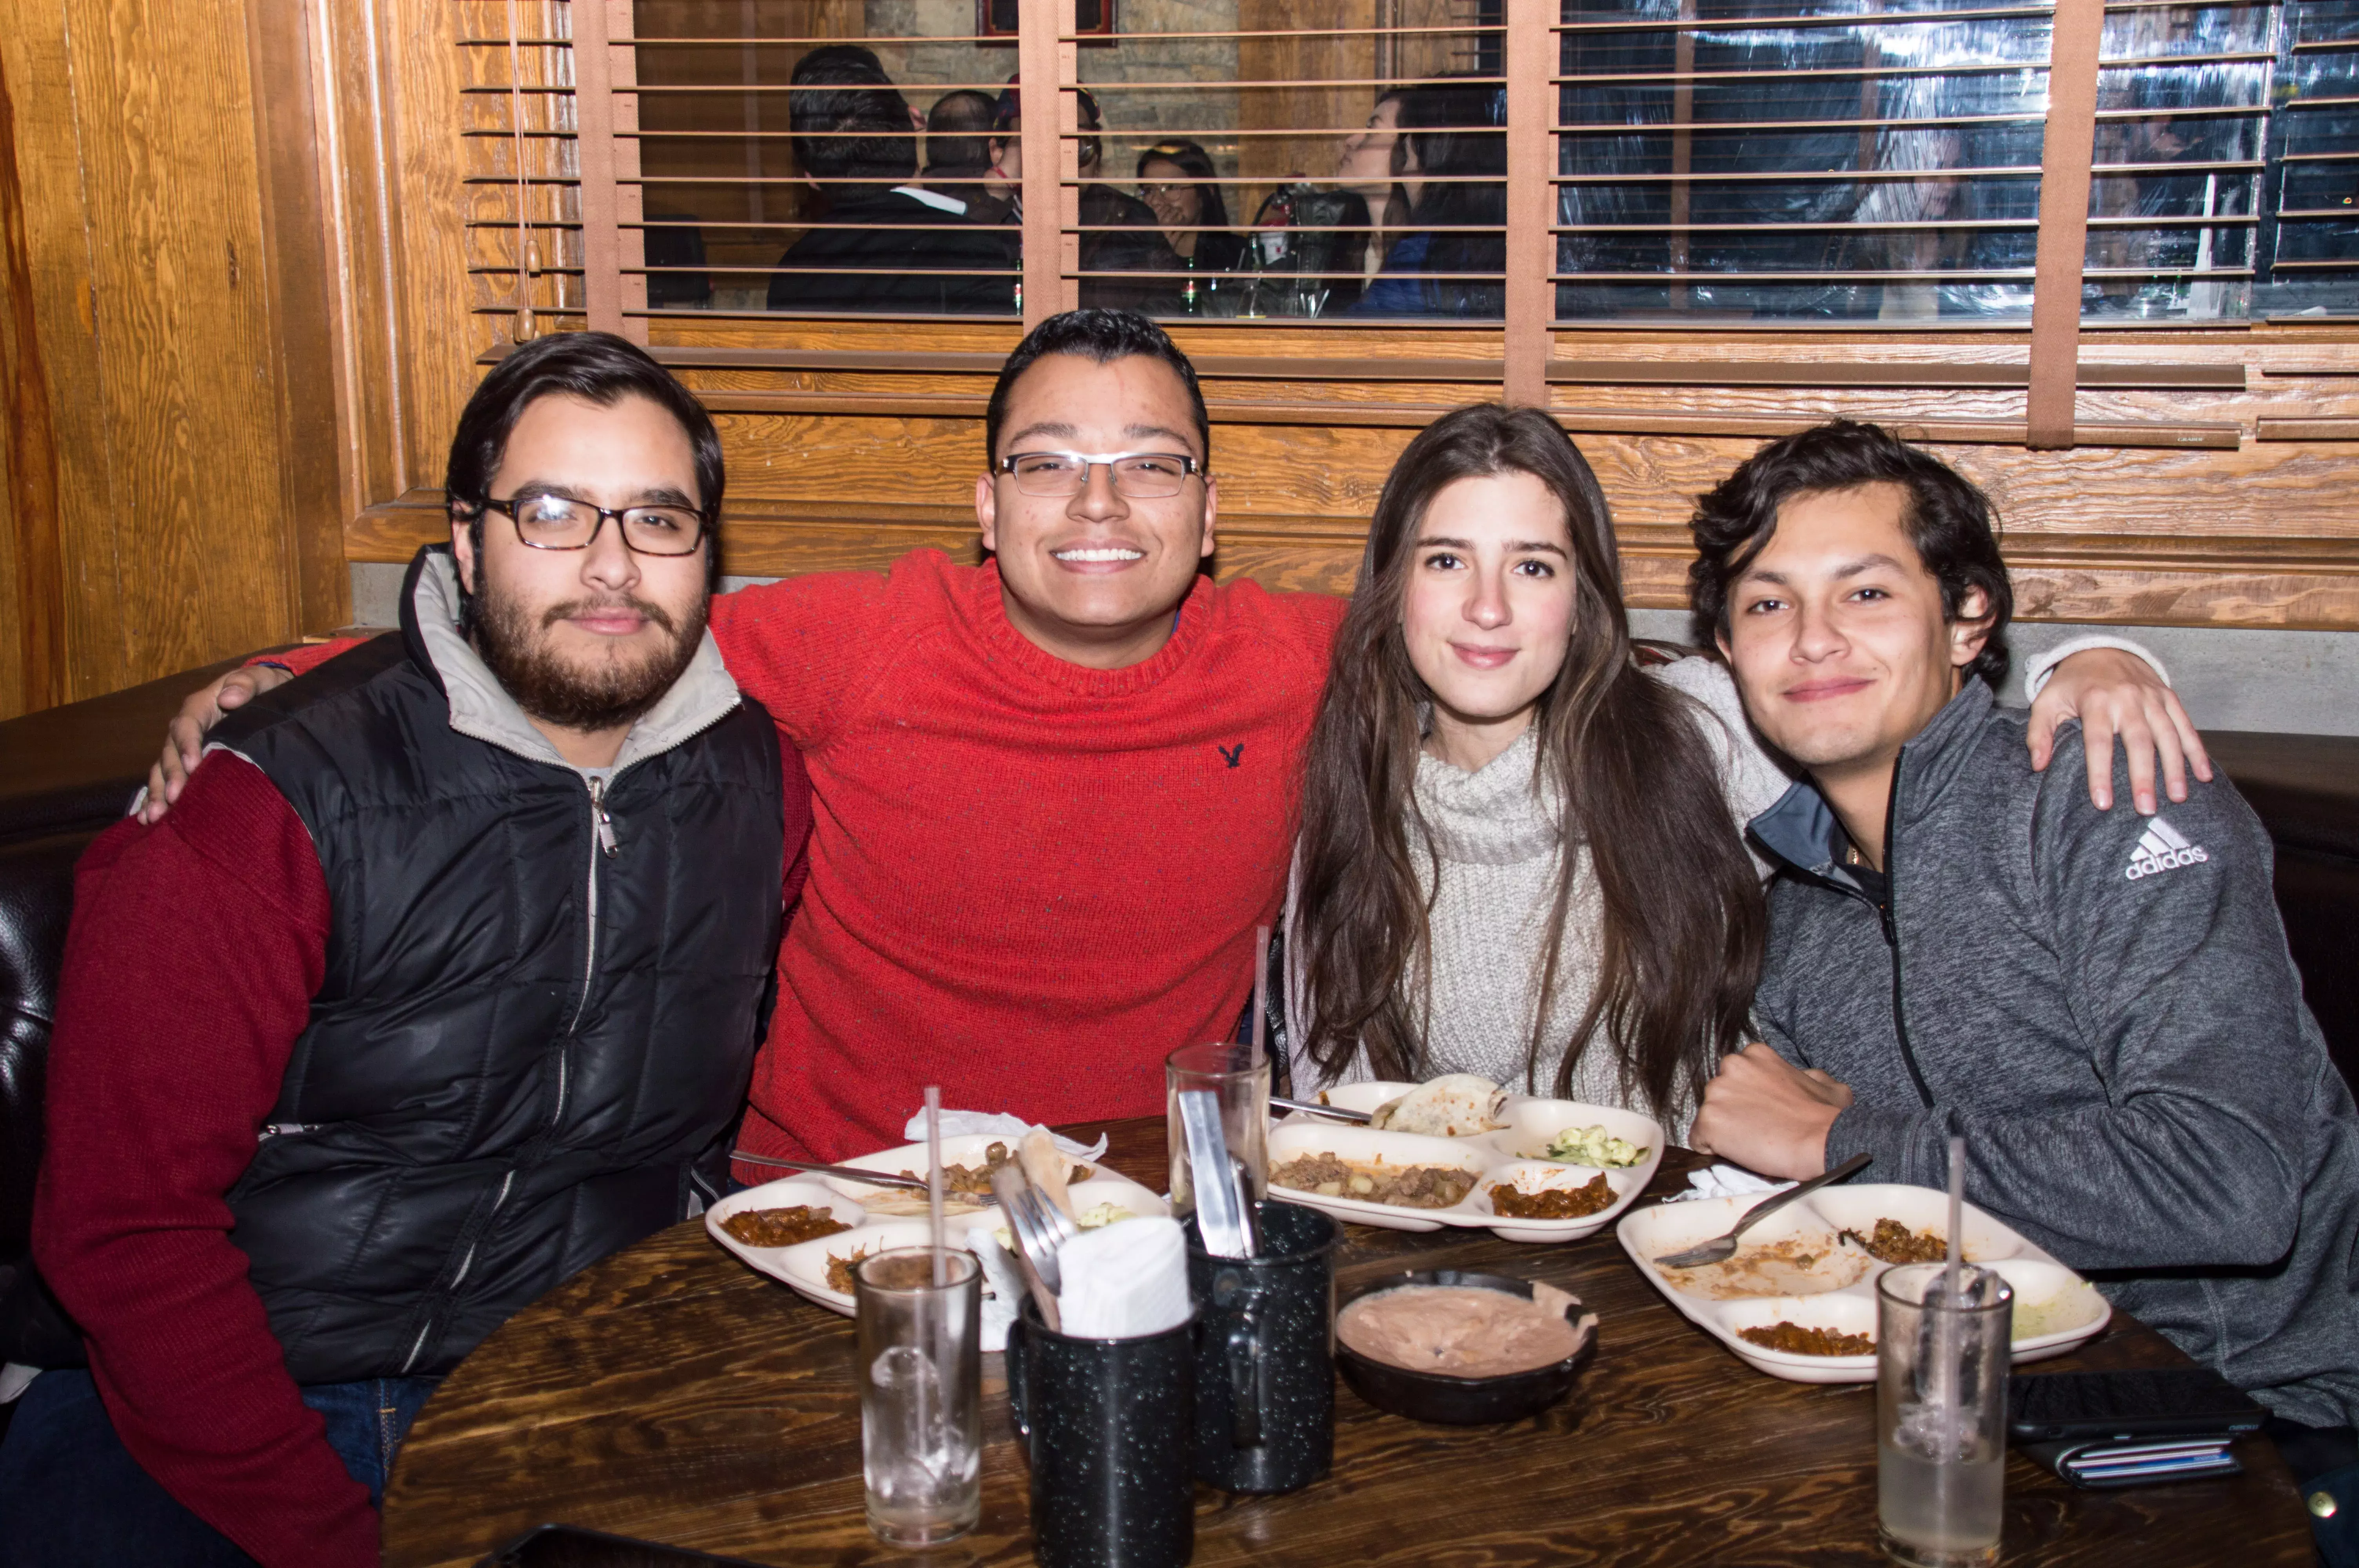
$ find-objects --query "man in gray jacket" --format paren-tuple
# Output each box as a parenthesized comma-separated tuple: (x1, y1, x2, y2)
(1685, 420, 2359, 1541)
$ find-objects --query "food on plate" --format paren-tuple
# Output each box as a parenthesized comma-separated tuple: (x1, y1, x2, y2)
(891, 1140, 1095, 1195)
(989, 1202, 1138, 1252)
(1656, 1235, 1872, 1299)
(1272, 1152, 1478, 1209)
(1840, 1218, 1948, 1265)
(1488, 1172, 1614, 1220)
(1737, 1321, 1876, 1356)
(863, 1139, 1098, 1215)
(2012, 1293, 2097, 1341)
(824, 1246, 876, 1294)
(720, 1204, 851, 1248)
(1541, 1123, 1648, 1169)
(1369, 1074, 1509, 1138)
(1338, 1283, 1591, 1377)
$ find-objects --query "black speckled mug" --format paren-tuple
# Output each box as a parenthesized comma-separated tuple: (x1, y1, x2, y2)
(1003, 1298, 1196, 1568)
(1183, 1199, 1341, 1494)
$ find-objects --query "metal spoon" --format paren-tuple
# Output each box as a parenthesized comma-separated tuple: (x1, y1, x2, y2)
(1653, 1152, 1874, 1269)
(1270, 1095, 1372, 1125)
(729, 1152, 932, 1191)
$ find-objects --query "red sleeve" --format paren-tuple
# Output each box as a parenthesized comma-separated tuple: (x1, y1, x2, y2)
(246, 637, 364, 678)
(709, 562, 916, 750)
(32, 754, 376, 1568)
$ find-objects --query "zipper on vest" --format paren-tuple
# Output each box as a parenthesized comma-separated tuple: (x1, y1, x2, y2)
(405, 784, 605, 1374)
(590, 775, 617, 857)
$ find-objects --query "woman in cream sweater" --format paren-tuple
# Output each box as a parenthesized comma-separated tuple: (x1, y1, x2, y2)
(1285, 407, 2191, 1143)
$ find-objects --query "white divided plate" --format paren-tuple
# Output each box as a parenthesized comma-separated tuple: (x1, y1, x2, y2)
(1269, 1093, 1664, 1243)
(705, 1147, 1169, 1317)
(1614, 1181, 2112, 1383)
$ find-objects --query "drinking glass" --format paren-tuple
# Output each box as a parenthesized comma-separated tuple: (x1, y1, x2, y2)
(1876, 1262, 2015, 1568)
(1165, 1041, 1270, 1215)
(854, 1247, 983, 1546)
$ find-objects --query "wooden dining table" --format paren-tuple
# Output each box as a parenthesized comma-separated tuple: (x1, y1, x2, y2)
(382, 1118, 2314, 1567)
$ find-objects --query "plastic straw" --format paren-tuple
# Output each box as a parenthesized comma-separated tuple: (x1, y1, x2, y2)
(1944, 1132, 1966, 1306)
(1250, 922, 1271, 1063)
(925, 1085, 947, 1288)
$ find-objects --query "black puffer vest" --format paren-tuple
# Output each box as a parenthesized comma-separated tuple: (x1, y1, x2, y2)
(210, 546, 784, 1381)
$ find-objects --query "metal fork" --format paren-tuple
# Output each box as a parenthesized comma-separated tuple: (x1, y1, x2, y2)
(1271, 1095, 1372, 1125)
(1653, 1152, 1872, 1269)
(992, 1165, 1077, 1294)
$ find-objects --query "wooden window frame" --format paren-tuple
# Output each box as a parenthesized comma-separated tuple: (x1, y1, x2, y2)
(307, 0, 2359, 635)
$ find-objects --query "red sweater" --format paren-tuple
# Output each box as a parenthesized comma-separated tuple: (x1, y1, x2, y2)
(712, 554, 1343, 1162)
(35, 741, 807, 1567)
(260, 554, 1345, 1163)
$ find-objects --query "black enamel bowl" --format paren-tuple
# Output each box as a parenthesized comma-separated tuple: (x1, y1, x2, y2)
(1334, 1269, 1596, 1426)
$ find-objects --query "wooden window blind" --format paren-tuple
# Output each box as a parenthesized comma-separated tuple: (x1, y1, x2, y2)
(457, 0, 2359, 450)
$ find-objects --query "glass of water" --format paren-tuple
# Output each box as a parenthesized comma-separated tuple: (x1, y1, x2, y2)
(1876, 1262, 2015, 1568)
(1165, 1041, 1270, 1216)
(854, 1247, 982, 1547)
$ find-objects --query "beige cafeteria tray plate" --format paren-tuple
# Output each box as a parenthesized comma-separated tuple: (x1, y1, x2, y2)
(1615, 1180, 2111, 1384)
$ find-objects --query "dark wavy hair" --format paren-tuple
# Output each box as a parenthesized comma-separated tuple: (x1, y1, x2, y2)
(1294, 405, 1766, 1117)
(1136, 139, 1232, 232)
(983, 309, 1210, 465)
(1687, 419, 2013, 686)
(790, 45, 917, 185)
(445, 331, 725, 602)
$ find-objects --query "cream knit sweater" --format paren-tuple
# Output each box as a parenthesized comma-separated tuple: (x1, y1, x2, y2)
(1287, 656, 1794, 1143)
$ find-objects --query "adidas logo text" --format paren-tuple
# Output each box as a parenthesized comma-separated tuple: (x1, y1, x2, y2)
(2126, 816, 2209, 881)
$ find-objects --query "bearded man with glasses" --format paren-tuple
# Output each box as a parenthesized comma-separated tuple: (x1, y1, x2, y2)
(3, 334, 809, 1568)
(148, 311, 2196, 1181)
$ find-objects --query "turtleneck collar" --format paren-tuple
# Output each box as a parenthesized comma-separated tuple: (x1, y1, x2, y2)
(1412, 723, 1564, 867)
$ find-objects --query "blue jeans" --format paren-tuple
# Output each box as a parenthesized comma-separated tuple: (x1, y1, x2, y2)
(0, 1367, 438, 1566)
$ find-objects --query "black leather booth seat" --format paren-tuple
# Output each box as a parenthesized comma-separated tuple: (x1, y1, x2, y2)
(2205, 733, 2359, 1097)
(0, 677, 2354, 1415)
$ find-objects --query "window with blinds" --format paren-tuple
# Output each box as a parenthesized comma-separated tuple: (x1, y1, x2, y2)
(1553, 0, 2305, 326)
(460, 0, 2356, 338)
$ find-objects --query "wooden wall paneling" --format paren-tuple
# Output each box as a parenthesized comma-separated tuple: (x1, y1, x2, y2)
(0, 0, 316, 700)
(246, 0, 352, 636)
(61, 0, 298, 689)
(0, 0, 123, 703)
(0, 33, 64, 716)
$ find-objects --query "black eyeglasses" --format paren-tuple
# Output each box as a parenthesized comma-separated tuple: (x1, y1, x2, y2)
(470, 493, 709, 556)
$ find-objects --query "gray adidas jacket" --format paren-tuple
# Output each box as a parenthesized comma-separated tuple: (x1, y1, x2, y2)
(1749, 679, 2359, 1429)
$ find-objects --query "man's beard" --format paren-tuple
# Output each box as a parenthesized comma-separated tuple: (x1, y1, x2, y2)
(471, 577, 706, 733)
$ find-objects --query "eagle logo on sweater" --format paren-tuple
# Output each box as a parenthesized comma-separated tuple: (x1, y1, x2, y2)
(2126, 816, 2209, 881)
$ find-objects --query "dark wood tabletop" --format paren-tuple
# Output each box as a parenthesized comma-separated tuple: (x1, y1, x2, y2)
(382, 1119, 2314, 1568)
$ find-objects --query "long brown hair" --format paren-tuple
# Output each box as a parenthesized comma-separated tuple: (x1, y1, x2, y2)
(1294, 405, 1765, 1118)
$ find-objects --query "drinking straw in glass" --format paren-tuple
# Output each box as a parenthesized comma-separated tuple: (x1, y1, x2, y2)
(857, 1247, 983, 1546)
(1250, 922, 1270, 1062)
(1877, 1260, 2011, 1568)
(925, 1085, 946, 1287)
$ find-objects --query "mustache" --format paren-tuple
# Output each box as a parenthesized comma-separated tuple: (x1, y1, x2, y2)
(540, 595, 678, 635)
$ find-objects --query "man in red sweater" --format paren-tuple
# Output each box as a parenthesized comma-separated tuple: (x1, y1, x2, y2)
(6, 335, 810, 1566)
(148, 312, 2198, 1171)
